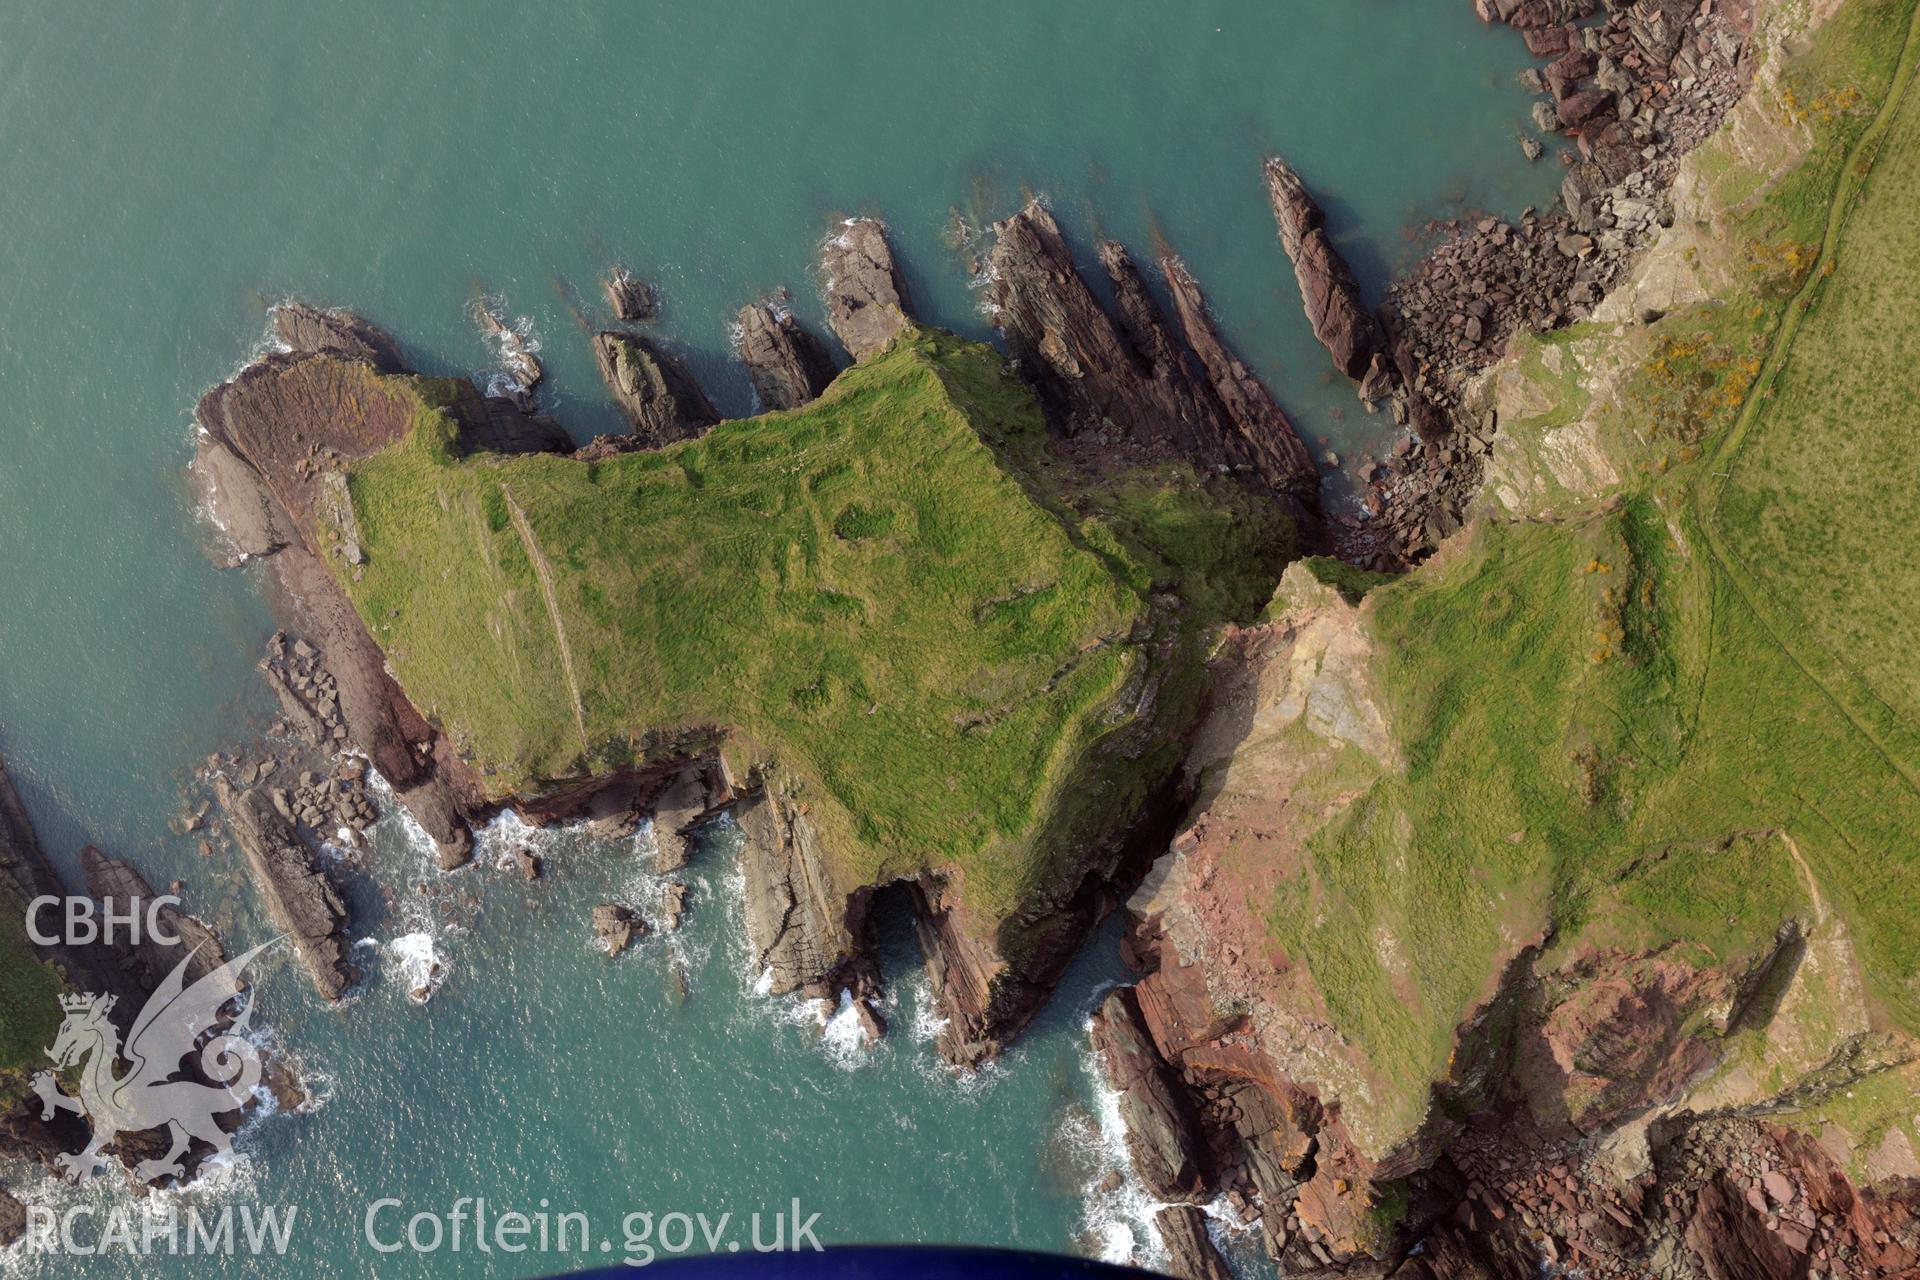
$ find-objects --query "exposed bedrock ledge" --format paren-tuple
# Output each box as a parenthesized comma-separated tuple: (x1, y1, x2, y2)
(820, 217, 913, 361)
(214, 778, 357, 1001)
(734, 779, 863, 996)
(192, 309, 590, 866)
(986, 201, 1320, 509)
(271, 300, 404, 372)
(734, 297, 837, 411)
(590, 330, 719, 447)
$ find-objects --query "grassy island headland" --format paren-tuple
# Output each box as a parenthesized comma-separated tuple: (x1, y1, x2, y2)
(334, 327, 1293, 920)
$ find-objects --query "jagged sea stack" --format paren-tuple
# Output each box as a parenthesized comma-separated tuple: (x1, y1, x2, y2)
(1262, 155, 1392, 398)
(1158, 255, 1319, 497)
(987, 201, 1320, 505)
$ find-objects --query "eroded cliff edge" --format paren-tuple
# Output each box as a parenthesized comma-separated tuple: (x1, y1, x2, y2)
(1093, 0, 1920, 1275)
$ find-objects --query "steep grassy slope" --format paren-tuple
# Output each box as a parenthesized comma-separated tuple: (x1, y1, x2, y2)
(0, 911, 61, 1106)
(342, 328, 1293, 919)
(1250, 0, 1920, 1146)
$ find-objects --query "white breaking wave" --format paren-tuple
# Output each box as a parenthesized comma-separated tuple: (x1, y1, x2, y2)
(1065, 1006, 1259, 1272)
(385, 930, 448, 1004)
(1071, 1026, 1171, 1269)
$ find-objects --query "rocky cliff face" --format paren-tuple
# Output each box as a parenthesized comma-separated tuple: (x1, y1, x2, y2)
(1085, 2, 1920, 1266)
(0, 760, 297, 1187)
(0, 756, 148, 1011)
(0, 755, 69, 909)
(1090, 545, 1920, 1275)
(1159, 254, 1321, 493)
(76, 844, 229, 994)
(733, 775, 860, 996)
(1334, 0, 1760, 568)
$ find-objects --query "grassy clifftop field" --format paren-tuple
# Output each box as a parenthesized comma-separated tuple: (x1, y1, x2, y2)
(341, 328, 1293, 919)
(1229, 0, 1920, 1157)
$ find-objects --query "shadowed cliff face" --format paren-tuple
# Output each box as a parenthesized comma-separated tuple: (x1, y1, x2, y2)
(985, 201, 1322, 511)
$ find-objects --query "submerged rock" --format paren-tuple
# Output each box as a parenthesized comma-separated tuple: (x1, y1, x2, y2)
(734, 297, 836, 410)
(820, 218, 912, 360)
(854, 997, 886, 1043)
(661, 880, 690, 932)
(590, 330, 718, 447)
(471, 298, 543, 398)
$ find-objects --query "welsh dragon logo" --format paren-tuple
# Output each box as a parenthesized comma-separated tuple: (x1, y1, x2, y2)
(29, 942, 272, 1184)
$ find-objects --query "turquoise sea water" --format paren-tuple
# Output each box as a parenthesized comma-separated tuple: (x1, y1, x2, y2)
(0, 2, 1554, 1274)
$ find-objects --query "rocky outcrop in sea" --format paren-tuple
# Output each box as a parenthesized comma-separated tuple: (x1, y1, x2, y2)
(589, 330, 719, 446)
(1262, 157, 1391, 395)
(734, 296, 837, 411)
(821, 217, 913, 361)
(214, 777, 357, 1001)
(602, 266, 657, 323)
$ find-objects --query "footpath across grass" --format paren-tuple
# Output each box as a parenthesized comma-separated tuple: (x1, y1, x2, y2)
(1255, 0, 1920, 1142)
